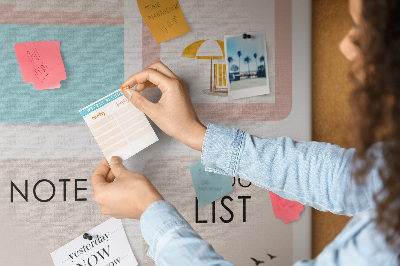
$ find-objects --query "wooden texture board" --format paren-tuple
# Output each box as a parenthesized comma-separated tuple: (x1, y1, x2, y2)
(312, 0, 353, 257)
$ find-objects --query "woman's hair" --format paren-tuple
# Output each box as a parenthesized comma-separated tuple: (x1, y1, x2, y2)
(350, 0, 400, 250)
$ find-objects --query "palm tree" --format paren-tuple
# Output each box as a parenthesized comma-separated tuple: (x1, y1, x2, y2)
(227, 56, 234, 73)
(237, 51, 242, 76)
(259, 55, 265, 71)
(253, 53, 258, 70)
(230, 64, 239, 72)
(244, 56, 251, 77)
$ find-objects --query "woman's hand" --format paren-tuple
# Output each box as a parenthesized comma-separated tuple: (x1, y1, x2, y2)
(120, 61, 206, 151)
(91, 157, 164, 220)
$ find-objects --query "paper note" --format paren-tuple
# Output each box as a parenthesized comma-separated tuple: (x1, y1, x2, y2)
(189, 161, 233, 208)
(79, 90, 158, 162)
(269, 192, 304, 223)
(137, 0, 191, 43)
(14, 41, 67, 90)
(51, 218, 138, 266)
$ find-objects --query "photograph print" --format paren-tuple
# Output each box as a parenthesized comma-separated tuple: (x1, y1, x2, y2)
(225, 31, 270, 100)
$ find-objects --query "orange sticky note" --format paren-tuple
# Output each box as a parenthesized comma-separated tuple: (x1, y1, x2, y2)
(137, 0, 191, 43)
(14, 41, 67, 90)
(269, 191, 304, 223)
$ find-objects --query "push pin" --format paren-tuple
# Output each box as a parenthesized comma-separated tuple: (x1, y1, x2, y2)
(242, 33, 252, 39)
(83, 233, 93, 240)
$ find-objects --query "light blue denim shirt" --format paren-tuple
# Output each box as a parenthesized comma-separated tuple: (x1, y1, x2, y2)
(140, 124, 399, 265)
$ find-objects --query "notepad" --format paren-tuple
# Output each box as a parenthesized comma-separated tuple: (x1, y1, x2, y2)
(79, 90, 158, 162)
(51, 218, 138, 266)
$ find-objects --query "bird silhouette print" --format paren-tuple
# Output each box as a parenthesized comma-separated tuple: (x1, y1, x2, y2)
(250, 257, 265, 265)
(267, 253, 277, 260)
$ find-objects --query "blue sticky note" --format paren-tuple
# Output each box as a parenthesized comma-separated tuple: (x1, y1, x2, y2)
(189, 161, 233, 208)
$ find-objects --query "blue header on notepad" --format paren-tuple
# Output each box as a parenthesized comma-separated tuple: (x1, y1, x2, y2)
(80, 90, 122, 117)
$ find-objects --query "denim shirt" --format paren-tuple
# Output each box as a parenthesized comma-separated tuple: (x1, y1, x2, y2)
(140, 124, 399, 265)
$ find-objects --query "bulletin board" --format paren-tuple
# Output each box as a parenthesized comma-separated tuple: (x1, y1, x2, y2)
(0, 0, 312, 265)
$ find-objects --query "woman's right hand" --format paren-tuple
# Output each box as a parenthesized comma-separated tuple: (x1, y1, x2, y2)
(120, 61, 206, 151)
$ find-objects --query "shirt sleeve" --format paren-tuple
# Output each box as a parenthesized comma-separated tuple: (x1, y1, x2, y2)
(201, 123, 383, 216)
(140, 200, 235, 265)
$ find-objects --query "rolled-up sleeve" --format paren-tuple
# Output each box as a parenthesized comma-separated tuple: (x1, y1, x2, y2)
(201, 124, 382, 216)
(140, 200, 234, 265)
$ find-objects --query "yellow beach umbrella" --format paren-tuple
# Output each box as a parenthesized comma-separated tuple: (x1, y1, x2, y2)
(182, 39, 225, 92)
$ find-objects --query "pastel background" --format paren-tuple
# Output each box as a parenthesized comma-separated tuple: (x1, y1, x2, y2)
(0, 24, 124, 122)
(0, 0, 359, 264)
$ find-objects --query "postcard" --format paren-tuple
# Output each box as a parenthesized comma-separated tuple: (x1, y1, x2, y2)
(224, 31, 270, 100)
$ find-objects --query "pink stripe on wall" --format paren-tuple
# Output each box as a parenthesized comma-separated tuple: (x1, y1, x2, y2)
(141, 0, 293, 121)
(141, 19, 163, 103)
(142, 19, 161, 69)
(0, 4, 123, 26)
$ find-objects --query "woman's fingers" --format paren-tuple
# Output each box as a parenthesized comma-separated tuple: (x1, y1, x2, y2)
(147, 61, 178, 79)
(109, 156, 130, 179)
(91, 159, 110, 190)
(121, 89, 158, 118)
(135, 81, 157, 92)
(121, 68, 174, 93)
(105, 168, 116, 183)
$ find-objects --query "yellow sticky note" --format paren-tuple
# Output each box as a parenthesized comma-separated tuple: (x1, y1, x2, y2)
(137, 0, 191, 43)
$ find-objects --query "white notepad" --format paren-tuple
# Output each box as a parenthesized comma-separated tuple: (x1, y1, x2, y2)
(79, 90, 158, 162)
(51, 218, 138, 266)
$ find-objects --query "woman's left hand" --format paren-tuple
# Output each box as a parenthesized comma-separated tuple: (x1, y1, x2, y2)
(91, 157, 164, 219)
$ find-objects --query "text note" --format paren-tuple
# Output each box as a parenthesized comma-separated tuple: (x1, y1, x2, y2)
(190, 161, 233, 208)
(137, 0, 191, 43)
(51, 218, 138, 266)
(14, 41, 67, 90)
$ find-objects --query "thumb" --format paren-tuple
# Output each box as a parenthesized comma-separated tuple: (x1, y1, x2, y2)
(109, 156, 129, 178)
(92, 159, 111, 189)
(122, 89, 155, 115)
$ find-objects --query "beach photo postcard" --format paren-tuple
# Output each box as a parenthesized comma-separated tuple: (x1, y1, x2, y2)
(224, 31, 270, 100)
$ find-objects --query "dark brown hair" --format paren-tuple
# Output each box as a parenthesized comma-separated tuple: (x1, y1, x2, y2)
(350, 0, 400, 250)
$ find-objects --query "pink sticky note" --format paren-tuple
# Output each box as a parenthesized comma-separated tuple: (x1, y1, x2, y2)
(14, 41, 67, 90)
(269, 191, 304, 223)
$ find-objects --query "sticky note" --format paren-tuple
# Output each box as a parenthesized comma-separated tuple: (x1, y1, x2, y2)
(79, 90, 158, 162)
(190, 161, 233, 208)
(137, 0, 191, 43)
(51, 218, 138, 266)
(14, 41, 67, 90)
(269, 191, 304, 223)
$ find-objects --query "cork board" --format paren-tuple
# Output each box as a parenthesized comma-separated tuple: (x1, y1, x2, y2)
(312, 0, 353, 258)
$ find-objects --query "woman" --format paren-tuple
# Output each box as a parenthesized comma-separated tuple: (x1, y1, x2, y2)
(91, 0, 400, 264)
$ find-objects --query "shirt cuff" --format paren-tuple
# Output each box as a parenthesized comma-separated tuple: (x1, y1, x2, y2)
(201, 123, 245, 176)
(140, 200, 191, 260)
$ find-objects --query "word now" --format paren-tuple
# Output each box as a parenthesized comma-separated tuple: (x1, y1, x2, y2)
(77, 245, 112, 266)
(11, 179, 87, 202)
